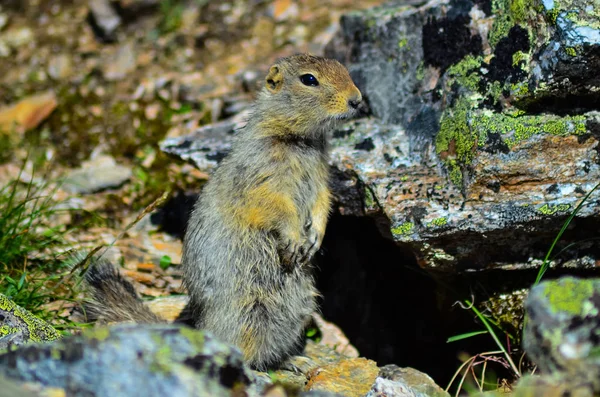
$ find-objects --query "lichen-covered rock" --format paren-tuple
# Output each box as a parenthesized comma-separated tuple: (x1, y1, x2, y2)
(0, 324, 252, 397)
(0, 294, 60, 350)
(366, 365, 450, 397)
(523, 277, 600, 395)
(322, 0, 600, 271)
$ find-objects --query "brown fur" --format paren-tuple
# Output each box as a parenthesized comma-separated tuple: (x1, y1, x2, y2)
(82, 54, 361, 371)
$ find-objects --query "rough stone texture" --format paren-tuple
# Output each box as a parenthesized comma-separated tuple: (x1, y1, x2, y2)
(0, 324, 252, 397)
(522, 277, 600, 395)
(62, 154, 133, 194)
(160, 110, 248, 172)
(365, 365, 450, 397)
(305, 357, 379, 397)
(322, 0, 600, 271)
(0, 294, 61, 351)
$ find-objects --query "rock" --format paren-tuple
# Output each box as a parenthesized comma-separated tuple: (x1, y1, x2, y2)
(522, 276, 600, 395)
(0, 294, 61, 350)
(47, 54, 73, 80)
(366, 365, 450, 397)
(159, 111, 248, 171)
(103, 41, 137, 81)
(0, 324, 253, 397)
(305, 356, 379, 397)
(62, 154, 132, 194)
(319, 0, 600, 271)
(145, 295, 188, 322)
(0, 26, 33, 48)
(0, 13, 8, 31)
(312, 313, 359, 358)
(0, 91, 57, 135)
(88, 0, 121, 43)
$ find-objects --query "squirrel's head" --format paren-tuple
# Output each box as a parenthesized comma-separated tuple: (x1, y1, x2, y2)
(256, 54, 362, 136)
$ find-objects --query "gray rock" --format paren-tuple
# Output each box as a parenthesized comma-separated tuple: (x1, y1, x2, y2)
(160, 112, 247, 171)
(102, 41, 137, 81)
(523, 277, 600, 395)
(88, 0, 121, 43)
(0, 294, 61, 351)
(366, 365, 450, 397)
(0, 324, 254, 397)
(324, 0, 600, 271)
(62, 154, 132, 194)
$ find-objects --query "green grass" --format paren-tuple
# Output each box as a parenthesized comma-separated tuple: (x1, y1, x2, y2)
(0, 165, 97, 331)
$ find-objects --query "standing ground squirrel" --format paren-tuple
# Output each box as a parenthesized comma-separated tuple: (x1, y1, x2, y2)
(83, 54, 362, 371)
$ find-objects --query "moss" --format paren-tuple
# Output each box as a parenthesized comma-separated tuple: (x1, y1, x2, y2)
(398, 38, 409, 49)
(565, 46, 577, 56)
(542, 278, 597, 316)
(391, 222, 414, 236)
(427, 217, 448, 227)
(538, 203, 571, 215)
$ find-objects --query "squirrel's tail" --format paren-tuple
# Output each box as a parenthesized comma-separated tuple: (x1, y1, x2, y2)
(81, 255, 164, 324)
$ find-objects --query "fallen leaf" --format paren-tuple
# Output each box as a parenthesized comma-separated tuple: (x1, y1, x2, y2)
(0, 91, 57, 134)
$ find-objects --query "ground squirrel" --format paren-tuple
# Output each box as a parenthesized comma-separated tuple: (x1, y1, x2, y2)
(83, 54, 362, 371)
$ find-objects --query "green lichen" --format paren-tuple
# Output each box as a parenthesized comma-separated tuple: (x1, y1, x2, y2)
(510, 81, 530, 97)
(391, 222, 414, 236)
(0, 294, 60, 343)
(538, 203, 571, 215)
(512, 50, 529, 67)
(180, 327, 205, 349)
(446, 55, 483, 92)
(488, 14, 515, 48)
(0, 325, 19, 337)
(542, 278, 597, 316)
(150, 344, 174, 374)
(427, 217, 448, 227)
(565, 46, 577, 56)
(472, 112, 587, 148)
(435, 98, 478, 185)
(84, 326, 111, 341)
(416, 62, 425, 81)
(398, 38, 409, 49)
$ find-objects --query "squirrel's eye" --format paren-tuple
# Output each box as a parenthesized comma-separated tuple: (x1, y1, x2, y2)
(300, 74, 319, 87)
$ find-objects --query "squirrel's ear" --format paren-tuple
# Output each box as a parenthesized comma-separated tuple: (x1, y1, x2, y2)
(265, 65, 283, 93)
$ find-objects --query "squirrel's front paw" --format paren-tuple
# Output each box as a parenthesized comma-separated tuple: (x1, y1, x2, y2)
(278, 221, 321, 269)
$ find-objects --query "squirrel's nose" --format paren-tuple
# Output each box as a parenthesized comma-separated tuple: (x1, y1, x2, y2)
(348, 93, 362, 110)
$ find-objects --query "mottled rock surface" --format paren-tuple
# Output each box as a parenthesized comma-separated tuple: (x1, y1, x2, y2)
(322, 0, 600, 271)
(523, 277, 600, 395)
(62, 154, 133, 194)
(0, 294, 60, 350)
(0, 324, 252, 397)
(366, 365, 450, 397)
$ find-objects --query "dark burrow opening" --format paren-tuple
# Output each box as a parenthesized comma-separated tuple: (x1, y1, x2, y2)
(152, 191, 598, 389)
(315, 211, 600, 389)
